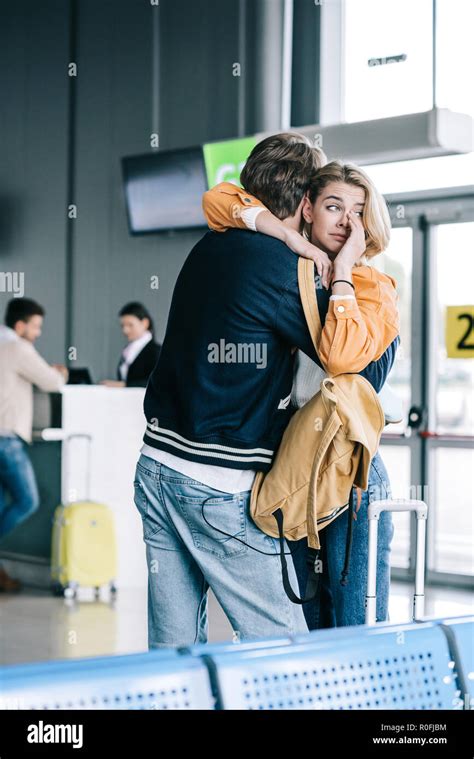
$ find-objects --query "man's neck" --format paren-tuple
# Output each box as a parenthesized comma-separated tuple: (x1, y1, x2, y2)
(281, 216, 303, 234)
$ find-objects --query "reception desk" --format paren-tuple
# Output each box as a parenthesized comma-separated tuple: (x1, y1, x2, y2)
(0, 386, 149, 591)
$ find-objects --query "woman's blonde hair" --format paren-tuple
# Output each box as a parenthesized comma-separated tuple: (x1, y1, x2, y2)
(305, 160, 391, 263)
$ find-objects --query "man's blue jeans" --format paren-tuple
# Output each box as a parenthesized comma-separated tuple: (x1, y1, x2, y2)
(133, 454, 309, 649)
(0, 436, 40, 539)
(291, 451, 394, 629)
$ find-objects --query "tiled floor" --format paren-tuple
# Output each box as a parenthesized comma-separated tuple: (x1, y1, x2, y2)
(1, 582, 472, 666)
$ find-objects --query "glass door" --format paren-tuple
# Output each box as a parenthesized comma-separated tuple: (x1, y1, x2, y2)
(373, 228, 414, 571)
(425, 220, 474, 583)
(375, 190, 474, 587)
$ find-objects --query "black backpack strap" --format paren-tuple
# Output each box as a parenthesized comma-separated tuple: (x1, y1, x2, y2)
(339, 489, 355, 586)
(273, 508, 321, 605)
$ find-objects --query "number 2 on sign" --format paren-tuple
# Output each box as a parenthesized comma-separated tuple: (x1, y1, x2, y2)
(445, 306, 474, 358)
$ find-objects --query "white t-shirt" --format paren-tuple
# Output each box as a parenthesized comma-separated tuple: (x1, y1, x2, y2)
(140, 443, 257, 493)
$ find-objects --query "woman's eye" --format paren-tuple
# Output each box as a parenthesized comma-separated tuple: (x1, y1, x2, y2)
(327, 204, 340, 211)
(355, 211, 363, 217)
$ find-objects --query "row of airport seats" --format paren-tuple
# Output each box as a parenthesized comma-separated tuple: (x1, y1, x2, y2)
(0, 615, 472, 710)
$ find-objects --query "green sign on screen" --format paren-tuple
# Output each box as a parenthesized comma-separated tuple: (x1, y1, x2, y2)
(203, 136, 257, 189)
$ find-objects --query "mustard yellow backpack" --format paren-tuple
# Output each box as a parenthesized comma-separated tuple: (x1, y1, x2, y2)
(250, 258, 385, 603)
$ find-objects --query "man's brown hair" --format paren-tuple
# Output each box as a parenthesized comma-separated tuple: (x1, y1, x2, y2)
(240, 132, 326, 220)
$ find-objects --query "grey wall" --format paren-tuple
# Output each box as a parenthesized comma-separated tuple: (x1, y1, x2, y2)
(158, 0, 245, 147)
(0, 0, 321, 379)
(0, 0, 70, 363)
(292, 0, 321, 128)
(71, 0, 252, 379)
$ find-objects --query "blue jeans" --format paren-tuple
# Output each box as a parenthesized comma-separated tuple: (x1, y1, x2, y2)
(133, 455, 309, 649)
(292, 451, 394, 628)
(0, 436, 40, 539)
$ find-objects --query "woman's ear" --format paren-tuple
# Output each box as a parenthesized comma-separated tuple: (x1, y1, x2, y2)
(302, 195, 313, 224)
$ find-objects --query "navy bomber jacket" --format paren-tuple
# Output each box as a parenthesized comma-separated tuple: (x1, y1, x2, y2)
(143, 229, 399, 472)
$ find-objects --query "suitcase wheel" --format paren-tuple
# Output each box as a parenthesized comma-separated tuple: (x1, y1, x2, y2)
(64, 584, 78, 600)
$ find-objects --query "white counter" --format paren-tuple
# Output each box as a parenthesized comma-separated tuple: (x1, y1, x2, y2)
(59, 385, 148, 590)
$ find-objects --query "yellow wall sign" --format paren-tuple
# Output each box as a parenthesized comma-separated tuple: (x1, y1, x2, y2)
(445, 306, 474, 358)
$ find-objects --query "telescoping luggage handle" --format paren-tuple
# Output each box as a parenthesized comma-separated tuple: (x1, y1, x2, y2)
(365, 499, 428, 626)
(61, 432, 93, 505)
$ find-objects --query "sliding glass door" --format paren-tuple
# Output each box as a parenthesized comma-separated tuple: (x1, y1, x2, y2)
(374, 189, 474, 587)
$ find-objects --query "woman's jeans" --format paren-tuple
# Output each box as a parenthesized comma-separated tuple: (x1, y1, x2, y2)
(0, 436, 40, 538)
(291, 451, 394, 629)
(133, 455, 309, 649)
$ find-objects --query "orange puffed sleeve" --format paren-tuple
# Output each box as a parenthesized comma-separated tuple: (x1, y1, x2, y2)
(318, 267, 400, 375)
(202, 182, 266, 231)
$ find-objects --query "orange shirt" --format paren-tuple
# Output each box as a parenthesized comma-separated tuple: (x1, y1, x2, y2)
(202, 182, 400, 374)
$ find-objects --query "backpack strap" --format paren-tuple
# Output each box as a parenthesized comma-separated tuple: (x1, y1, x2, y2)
(268, 259, 327, 605)
(273, 509, 322, 604)
(297, 258, 328, 372)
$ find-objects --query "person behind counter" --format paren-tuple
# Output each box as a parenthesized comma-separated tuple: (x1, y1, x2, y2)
(101, 302, 161, 389)
(0, 298, 68, 592)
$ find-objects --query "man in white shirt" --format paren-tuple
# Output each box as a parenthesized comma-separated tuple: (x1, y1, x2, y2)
(0, 299, 67, 591)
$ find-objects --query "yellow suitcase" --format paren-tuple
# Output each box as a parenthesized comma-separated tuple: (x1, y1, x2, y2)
(51, 501, 117, 599)
(50, 434, 117, 600)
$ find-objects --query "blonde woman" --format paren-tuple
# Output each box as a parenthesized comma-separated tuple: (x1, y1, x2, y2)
(202, 161, 400, 628)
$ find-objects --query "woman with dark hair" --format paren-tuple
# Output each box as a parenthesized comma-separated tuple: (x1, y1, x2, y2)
(101, 302, 161, 388)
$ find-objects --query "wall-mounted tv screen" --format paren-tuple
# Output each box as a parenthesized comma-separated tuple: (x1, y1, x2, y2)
(122, 146, 208, 233)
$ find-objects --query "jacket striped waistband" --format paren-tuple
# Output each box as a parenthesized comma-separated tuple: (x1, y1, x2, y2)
(143, 422, 274, 465)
